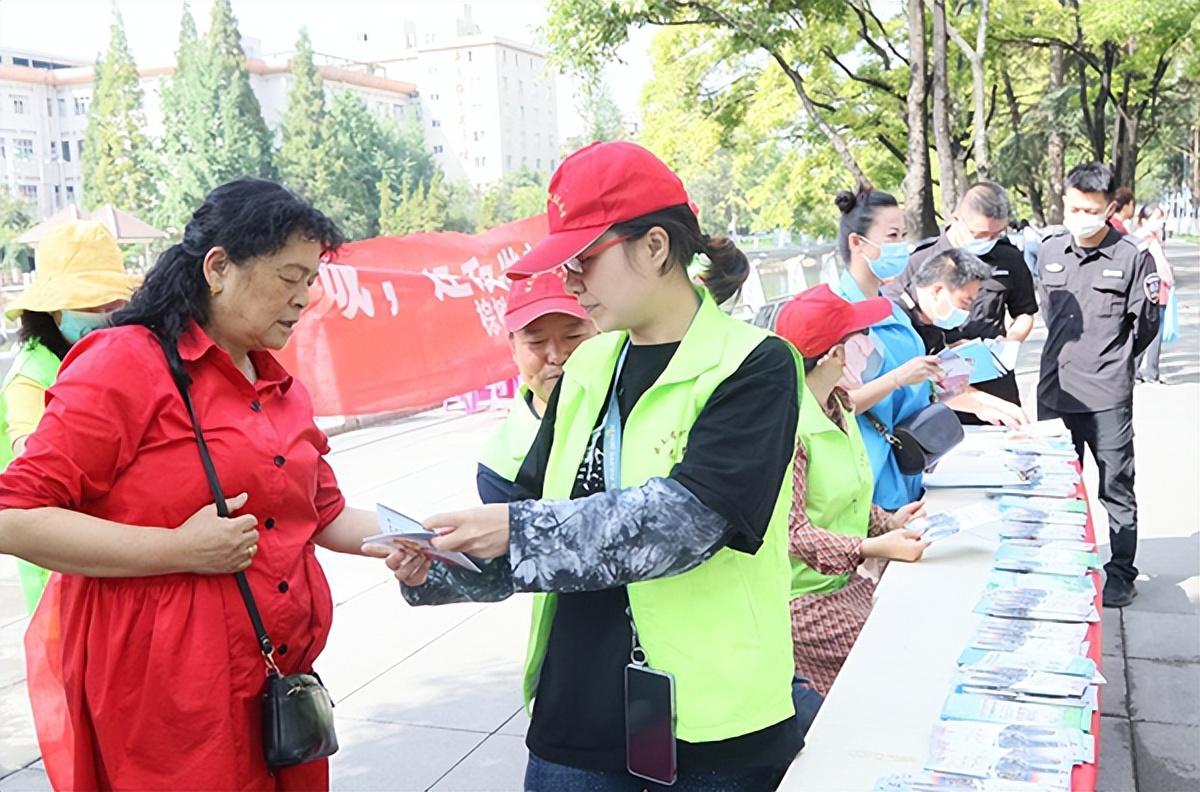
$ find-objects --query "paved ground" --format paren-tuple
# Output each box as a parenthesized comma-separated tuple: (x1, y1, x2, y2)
(1, 241, 1197, 791)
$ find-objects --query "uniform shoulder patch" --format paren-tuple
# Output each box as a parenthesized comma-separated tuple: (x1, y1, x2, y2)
(1144, 273, 1162, 302)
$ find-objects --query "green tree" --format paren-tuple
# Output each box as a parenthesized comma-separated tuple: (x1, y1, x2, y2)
(325, 91, 437, 238)
(157, 2, 213, 231)
(479, 169, 547, 228)
(277, 29, 333, 204)
(564, 79, 626, 150)
(0, 188, 34, 272)
(206, 0, 274, 182)
(81, 5, 156, 214)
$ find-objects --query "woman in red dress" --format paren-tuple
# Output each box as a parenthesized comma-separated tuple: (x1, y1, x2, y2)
(0, 179, 398, 790)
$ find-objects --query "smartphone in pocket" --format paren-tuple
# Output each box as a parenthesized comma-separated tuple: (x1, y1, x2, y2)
(625, 663, 676, 786)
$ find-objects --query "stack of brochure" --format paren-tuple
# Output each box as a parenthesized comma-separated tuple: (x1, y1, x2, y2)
(873, 420, 1099, 791)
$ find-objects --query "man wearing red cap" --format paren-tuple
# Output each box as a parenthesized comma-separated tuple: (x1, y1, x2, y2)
(774, 285, 929, 694)
(477, 270, 596, 504)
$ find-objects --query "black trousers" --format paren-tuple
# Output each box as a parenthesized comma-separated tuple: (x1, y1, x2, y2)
(1058, 406, 1139, 582)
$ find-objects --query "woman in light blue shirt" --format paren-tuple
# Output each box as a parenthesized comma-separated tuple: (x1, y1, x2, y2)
(829, 189, 943, 510)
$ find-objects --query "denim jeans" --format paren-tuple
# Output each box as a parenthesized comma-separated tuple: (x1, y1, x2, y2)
(523, 678, 823, 792)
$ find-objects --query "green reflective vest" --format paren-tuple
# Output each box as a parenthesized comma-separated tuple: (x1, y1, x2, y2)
(0, 341, 60, 470)
(789, 387, 875, 599)
(522, 289, 802, 743)
(477, 386, 542, 482)
(0, 341, 62, 614)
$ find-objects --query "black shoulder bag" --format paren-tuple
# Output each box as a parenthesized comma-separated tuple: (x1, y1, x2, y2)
(863, 401, 964, 476)
(158, 337, 338, 769)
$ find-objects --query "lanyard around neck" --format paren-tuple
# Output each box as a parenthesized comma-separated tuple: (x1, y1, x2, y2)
(601, 340, 632, 492)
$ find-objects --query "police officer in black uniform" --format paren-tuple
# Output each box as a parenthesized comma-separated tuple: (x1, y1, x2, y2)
(907, 181, 1038, 421)
(1037, 163, 1161, 608)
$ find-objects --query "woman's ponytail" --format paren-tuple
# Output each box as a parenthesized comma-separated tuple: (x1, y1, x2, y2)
(699, 235, 749, 305)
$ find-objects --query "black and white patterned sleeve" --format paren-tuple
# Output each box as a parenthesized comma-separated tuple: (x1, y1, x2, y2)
(507, 477, 730, 593)
(400, 556, 515, 606)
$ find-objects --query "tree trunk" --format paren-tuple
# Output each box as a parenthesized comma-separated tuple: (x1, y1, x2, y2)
(1046, 43, 1066, 224)
(771, 55, 872, 193)
(931, 0, 958, 212)
(903, 0, 938, 238)
(1001, 69, 1045, 224)
(971, 0, 990, 178)
(1191, 122, 1200, 227)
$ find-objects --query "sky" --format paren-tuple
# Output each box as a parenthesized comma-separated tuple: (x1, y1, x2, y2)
(0, 0, 654, 141)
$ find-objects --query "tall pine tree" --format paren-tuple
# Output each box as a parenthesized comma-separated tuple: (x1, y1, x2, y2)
(277, 29, 331, 202)
(81, 5, 156, 214)
(156, 2, 213, 231)
(207, 0, 274, 182)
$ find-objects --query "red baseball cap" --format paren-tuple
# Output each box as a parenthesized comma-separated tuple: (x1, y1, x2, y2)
(506, 141, 692, 279)
(774, 284, 893, 357)
(504, 268, 590, 332)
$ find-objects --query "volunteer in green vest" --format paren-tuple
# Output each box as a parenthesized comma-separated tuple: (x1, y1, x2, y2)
(477, 269, 595, 504)
(377, 142, 806, 790)
(773, 284, 929, 695)
(0, 220, 136, 614)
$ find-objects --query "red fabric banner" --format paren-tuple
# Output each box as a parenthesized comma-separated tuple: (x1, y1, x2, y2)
(275, 215, 548, 417)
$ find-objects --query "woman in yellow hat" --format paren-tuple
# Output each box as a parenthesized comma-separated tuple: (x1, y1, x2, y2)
(0, 219, 137, 613)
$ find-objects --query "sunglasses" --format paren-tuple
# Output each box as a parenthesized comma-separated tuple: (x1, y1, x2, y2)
(563, 235, 630, 274)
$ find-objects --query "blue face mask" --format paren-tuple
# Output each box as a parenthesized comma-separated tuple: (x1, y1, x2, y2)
(964, 236, 998, 257)
(862, 239, 910, 280)
(927, 289, 970, 330)
(58, 310, 111, 344)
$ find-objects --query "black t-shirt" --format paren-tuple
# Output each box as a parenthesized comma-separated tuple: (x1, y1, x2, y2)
(515, 336, 802, 772)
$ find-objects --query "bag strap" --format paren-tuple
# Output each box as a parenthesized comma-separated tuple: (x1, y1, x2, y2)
(155, 335, 281, 678)
(862, 409, 902, 450)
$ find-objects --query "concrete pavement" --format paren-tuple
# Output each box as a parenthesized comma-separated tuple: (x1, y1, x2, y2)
(1, 240, 1197, 791)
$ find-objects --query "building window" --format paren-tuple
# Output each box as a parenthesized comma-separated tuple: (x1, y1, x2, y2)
(431, 119, 441, 128)
(47, 97, 53, 115)
(0, 139, 5, 159)
(429, 93, 439, 100)
(433, 145, 444, 154)
(54, 184, 62, 207)
(467, 51, 473, 62)
(506, 154, 512, 168)
(74, 96, 88, 115)
(392, 103, 404, 119)
(58, 97, 66, 116)
(14, 138, 34, 159)
(17, 184, 37, 202)
(12, 57, 30, 67)
(12, 96, 26, 114)
(50, 141, 58, 160)
(518, 80, 523, 94)
(536, 158, 541, 169)
(66, 185, 75, 204)
(62, 140, 71, 161)
(77, 139, 84, 159)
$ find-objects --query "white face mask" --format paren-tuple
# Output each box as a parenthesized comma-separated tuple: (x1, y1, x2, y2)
(1064, 210, 1109, 242)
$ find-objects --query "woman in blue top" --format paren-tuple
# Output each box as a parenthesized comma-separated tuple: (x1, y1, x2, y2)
(829, 189, 944, 510)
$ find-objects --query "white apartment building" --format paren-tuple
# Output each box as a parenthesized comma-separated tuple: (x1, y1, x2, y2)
(0, 49, 92, 219)
(0, 46, 419, 221)
(395, 34, 559, 187)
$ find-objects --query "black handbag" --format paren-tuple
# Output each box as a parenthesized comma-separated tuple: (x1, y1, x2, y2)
(158, 339, 338, 770)
(864, 401, 964, 476)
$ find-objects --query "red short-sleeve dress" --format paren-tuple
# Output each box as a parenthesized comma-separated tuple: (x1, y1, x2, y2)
(0, 323, 347, 791)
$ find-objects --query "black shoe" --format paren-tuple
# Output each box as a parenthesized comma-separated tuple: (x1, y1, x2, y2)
(1103, 575, 1137, 608)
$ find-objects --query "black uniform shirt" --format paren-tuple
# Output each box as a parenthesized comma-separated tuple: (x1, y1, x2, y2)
(1036, 228, 1161, 415)
(907, 230, 1039, 343)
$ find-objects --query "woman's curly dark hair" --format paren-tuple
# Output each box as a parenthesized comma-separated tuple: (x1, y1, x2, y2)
(112, 178, 343, 384)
